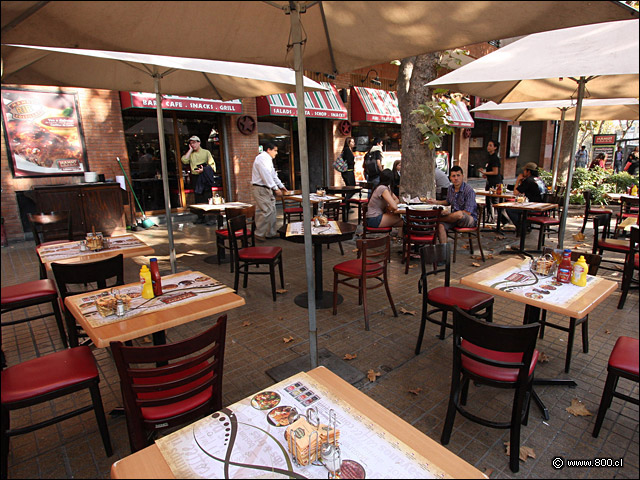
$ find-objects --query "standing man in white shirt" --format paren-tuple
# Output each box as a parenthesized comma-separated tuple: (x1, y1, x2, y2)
(252, 142, 289, 240)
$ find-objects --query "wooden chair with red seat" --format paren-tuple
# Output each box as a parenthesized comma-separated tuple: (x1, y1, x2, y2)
(592, 213, 629, 272)
(110, 315, 227, 453)
(539, 248, 602, 373)
(51, 254, 125, 347)
(347, 183, 371, 225)
(613, 194, 639, 237)
(332, 234, 397, 331)
(441, 307, 540, 473)
(581, 189, 613, 234)
(215, 205, 256, 271)
(448, 203, 485, 263)
(592, 336, 639, 438)
(1, 345, 113, 477)
(1, 278, 68, 349)
(322, 200, 345, 255)
(228, 215, 284, 301)
(28, 211, 73, 279)
(360, 202, 392, 240)
(415, 243, 494, 353)
(617, 226, 639, 309)
(527, 194, 564, 251)
(402, 207, 442, 274)
(280, 190, 303, 227)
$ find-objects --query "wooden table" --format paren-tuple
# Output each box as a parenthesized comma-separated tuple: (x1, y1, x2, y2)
(189, 202, 253, 227)
(493, 201, 557, 254)
(37, 234, 155, 274)
(278, 221, 357, 309)
(110, 366, 485, 479)
(460, 257, 617, 418)
(475, 189, 516, 227)
(65, 270, 245, 348)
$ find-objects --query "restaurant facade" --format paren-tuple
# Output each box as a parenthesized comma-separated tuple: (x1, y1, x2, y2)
(1, 44, 555, 243)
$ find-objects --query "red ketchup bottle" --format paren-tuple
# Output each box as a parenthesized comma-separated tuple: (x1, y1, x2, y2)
(149, 258, 163, 296)
(556, 249, 572, 284)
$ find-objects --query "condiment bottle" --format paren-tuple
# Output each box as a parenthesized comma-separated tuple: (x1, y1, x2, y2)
(632, 184, 638, 196)
(140, 265, 154, 299)
(556, 249, 572, 284)
(496, 183, 502, 195)
(149, 258, 163, 296)
(116, 298, 125, 317)
(571, 255, 589, 287)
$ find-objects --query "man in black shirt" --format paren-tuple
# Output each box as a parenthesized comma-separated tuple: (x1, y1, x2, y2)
(507, 162, 546, 230)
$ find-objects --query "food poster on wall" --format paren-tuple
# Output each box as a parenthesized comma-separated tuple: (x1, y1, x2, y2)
(1, 88, 88, 177)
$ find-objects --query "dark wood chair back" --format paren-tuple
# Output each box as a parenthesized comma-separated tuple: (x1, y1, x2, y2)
(280, 190, 303, 226)
(110, 315, 228, 453)
(226, 205, 256, 243)
(542, 247, 602, 276)
(419, 243, 452, 292)
(403, 207, 442, 273)
(360, 202, 392, 239)
(28, 211, 73, 245)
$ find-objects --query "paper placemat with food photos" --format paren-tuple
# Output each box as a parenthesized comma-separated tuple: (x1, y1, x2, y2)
(37, 235, 147, 262)
(68, 272, 234, 328)
(286, 221, 341, 237)
(155, 372, 448, 479)
(478, 260, 598, 306)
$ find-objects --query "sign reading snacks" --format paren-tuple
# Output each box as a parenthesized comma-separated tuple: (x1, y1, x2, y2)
(120, 92, 243, 113)
(256, 83, 347, 119)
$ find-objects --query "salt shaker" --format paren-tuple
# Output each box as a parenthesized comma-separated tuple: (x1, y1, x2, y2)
(116, 298, 125, 317)
(321, 442, 341, 478)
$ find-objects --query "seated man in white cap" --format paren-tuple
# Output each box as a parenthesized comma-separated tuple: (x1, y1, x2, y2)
(181, 135, 216, 223)
(507, 162, 547, 231)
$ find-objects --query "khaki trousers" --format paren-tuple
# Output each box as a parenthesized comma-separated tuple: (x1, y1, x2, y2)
(253, 185, 277, 237)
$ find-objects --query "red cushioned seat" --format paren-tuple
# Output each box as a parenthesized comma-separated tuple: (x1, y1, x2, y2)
(428, 286, 494, 311)
(609, 336, 639, 376)
(238, 246, 282, 260)
(1, 279, 57, 305)
(215, 228, 251, 238)
(589, 208, 613, 215)
(598, 240, 630, 252)
(461, 340, 539, 382)
(406, 234, 436, 243)
(527, 216, 560, 225)
(453, 226, 478, 232)
(1, 346, 98, 404)
(284, 207, 303, 214)
(333, 259, 383, 277)
(368, 226, 392, 233)
(347, 198, 368, 204)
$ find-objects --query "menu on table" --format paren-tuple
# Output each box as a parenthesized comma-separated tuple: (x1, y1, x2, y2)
(155, 372, 448, 479)
(38, 235, 146, 263)
(286, 221, 342, 237)
(478, 260, 598, 306)
(67, 272, 234, 328)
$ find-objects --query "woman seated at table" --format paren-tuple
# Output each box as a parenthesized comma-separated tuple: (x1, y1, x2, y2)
(366, 169, 404, 229)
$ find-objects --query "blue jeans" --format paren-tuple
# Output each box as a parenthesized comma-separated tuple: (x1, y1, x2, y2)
(367, 214, 383, 228)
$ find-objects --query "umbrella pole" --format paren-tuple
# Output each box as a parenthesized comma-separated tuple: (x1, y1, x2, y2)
(154, 74, 178, 273)
(550, 108, 567, 191)
(557, 77, 586, 249)
(291, 2, 318, 369)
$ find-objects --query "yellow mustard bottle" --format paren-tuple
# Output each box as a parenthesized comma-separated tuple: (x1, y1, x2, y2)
(571, 255, 588, 287)
(140, 265, 155, 299)
(632, 184, 638, 196)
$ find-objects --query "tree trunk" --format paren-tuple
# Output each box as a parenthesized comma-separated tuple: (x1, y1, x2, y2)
(396, 53, 439, 200)
(557, 120, 577, 185)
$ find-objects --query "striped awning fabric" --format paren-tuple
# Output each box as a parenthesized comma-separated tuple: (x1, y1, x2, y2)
(256, 82, 347, 119)
(444, 99, 475, 128)
(351, 86, 401, 124)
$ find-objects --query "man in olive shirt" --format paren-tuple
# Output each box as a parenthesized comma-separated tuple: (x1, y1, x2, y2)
(181, 136, 216, 204)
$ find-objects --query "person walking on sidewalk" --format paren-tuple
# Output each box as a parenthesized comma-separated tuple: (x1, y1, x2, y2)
(478, 139, 503, 221)
(340, 136, 357, 201)
(252, 142, 289, 240)
(574, 145, 589, 169)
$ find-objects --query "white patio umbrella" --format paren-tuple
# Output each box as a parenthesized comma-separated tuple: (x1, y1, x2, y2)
(429, 19, 640, 248)
(471, 98, 640, 189)
(1, 43, 325, 274)
(3, 1, 636, 368)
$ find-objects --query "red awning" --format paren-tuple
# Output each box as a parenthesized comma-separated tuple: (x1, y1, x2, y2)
(120, 92, 243, 113)
(444, 99, 475, 128)
(256, 83, 347, 119)
(351, 86, 401, 124)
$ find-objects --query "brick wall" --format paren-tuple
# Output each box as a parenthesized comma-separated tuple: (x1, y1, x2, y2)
(227, 98, 259, 204)
(1, 88, 129, 241)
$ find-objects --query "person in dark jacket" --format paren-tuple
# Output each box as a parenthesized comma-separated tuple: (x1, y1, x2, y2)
(478, 139, 503, 220)
(507, 162, 546, 230)
(391, 159, 401, 197)
(340, 136, 356, 201)
(364, 137, 384, 198)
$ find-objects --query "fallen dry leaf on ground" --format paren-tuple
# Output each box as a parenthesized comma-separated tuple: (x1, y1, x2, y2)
(462, 244, 470, 249)
(486, 254, 495, 259)
(472, 262, 481, 267)
(343, 353, 357, 360)
(408, 388, 422, 395)
(504, 442, 536, 461)
(572, 233, 586, 241)
(276, 289, 288, 294)
(242, 321, 251, 327)
(538, 352, 550, 363)
(278, 316, 284, 321)
(605, 329, 611, 334)
(399, 307, 416, 315)
(283, 336, 294, 343)
(141, 335, 152, 344)
(367, 369, 381, 382)
(566, 398, 592, 416)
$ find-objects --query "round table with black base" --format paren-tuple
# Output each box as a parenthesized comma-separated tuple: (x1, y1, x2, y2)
(278, 221, 357, 309)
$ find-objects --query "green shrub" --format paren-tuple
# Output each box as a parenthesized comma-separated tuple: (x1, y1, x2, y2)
(540, 167, 638, 205)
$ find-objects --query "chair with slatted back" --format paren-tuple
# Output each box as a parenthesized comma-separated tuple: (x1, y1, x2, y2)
(402, 207, 442, 274)
(347, 183, 371, 225)
(581, 190, 613, 234)
(617, 226, 639, 309)
(360, 202, 392, 240)
(448, 204, 485, 263)
(2, 345, 113, 477)
(322, 200, 344, 255)
(415, 243, 494, 352)
(332, 235, 396, 331)
(51, 254, 124, 347)
(441, 307, 540, 473)
(228, 215, 284, 301)
(613, 195, 639, 237)
(592, 213, 629, 272)
(527, 194, 564, 251)
(215, 205, 256, 271)
(28, 211, 73, 279)
(280, 190, 303, 226)
(110, 315, 227, 453)
(539, 248, 601, 373)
